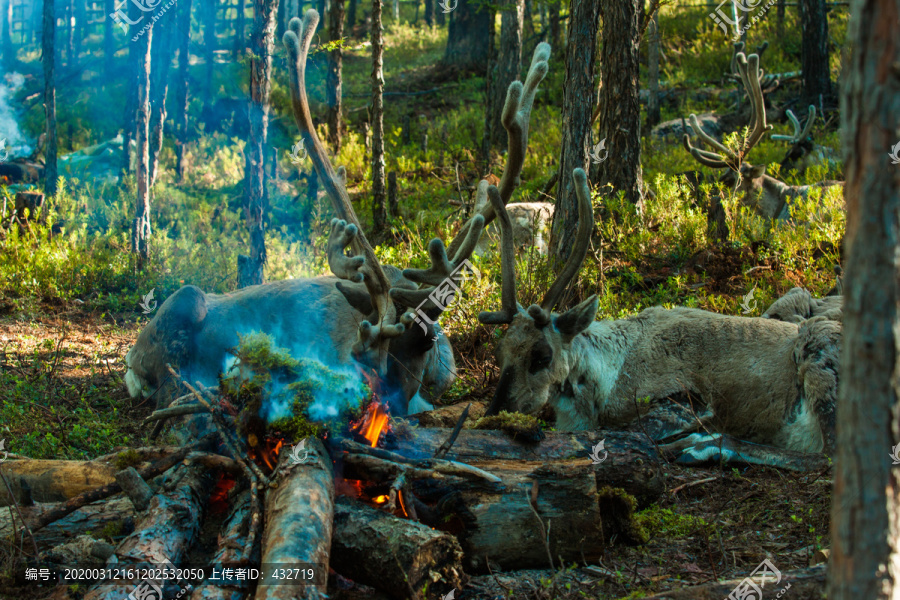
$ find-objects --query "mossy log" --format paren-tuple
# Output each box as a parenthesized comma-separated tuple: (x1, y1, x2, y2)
(330, 496, 467, 600)
(254, 437, 333, 600)
(0, 497, 135, 549)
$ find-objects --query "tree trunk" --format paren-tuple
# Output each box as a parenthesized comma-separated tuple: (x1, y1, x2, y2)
(488, 0, 523, 149)
(591, 0, 642, 205)
(548, 0, 601, 268)
(326, 0, 345, 152)
(828, 0, 900, 597)
(175, 0, 194, 182)
(646, 9, 660, 127)
(1, 0, 13, 68)
(442, 0, 490, 73)
(204, 0, 216, 101)
(371, 0, 386, 233)
(799, 0, 831, 104)
(481, 8, 495, 163)
(424, 0, 433, 27)
(42, 0, 58, 198)
(276, 0, 287, 39)
(149, 7, 176, 188)
(131, 24, 153, 268)
(776, 0, 785, 38)
(64, 0, 73, 68)
(104, 0, 115, 77)
(121, 1, 141, 174)
(238, 0, 279, 289)
(74, 0, 83, 65)
(348, 0, 357, 33)
(548, 1, 559, 50)
(233, 0, 245, 59)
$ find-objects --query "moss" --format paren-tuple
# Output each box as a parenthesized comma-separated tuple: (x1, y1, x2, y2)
(112, 448, 142, 470)
(473, 410, 544, 443)
(234, 331, 299, 374)
(96, 520, 124, 542)
(634, 505, 708, 539)
(598, 487, 649, 545)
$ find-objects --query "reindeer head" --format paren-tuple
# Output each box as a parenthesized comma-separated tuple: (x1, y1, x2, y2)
(479, 169, 596, 417)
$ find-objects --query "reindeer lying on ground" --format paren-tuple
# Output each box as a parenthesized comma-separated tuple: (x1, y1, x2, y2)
(682, 53, 844, 222)
(762, 269, 844, 324)
(771, 105, 841, 175)
(474, 201, 555, 256)
(125, 14, 553, 417)
(478, 166, 841, 468)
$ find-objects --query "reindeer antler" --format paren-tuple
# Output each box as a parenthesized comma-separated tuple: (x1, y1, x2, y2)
(446, 42, 551, 259)
(284, 11, 404, 369)
(682, 52, 772, 171)
(771, 105, 816, 144)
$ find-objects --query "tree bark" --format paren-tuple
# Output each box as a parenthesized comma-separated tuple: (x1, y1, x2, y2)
(424, 0, 433, 26)
(0, 460, 117, 507)
(149, 6, 176, 188)
(104, 0, 115, 78)
(548, 0, 601, 268)
(488, 0, 524, 150)
(204, 0, 216, 101)
(776, 0, 785, 38)
(799, 0, 831, 104)
(481, 7, 495, 163)
(371, 0, 386, 234)
(132, 23, 153, 268)
(175, 0, 194, 182)
(326, 0, 345, 152)
(233, 0, 245, 59)
(828, 0, 900, 598)
(239, 0, 280, 288)
(548, 0, 560, 50)
(42, 0, 58, 197)
(442, 0, 491, 73)
(348, 0, 357, 33)
(591, 0, 642, 205)
(646, 9, 660, 127)
(64, 0, 74, 68)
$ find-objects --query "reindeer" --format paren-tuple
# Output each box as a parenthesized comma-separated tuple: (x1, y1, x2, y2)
(770, 105, 841, 175)
(477, 165, 841, 467)
(762, 267, 844, 324)
(125, 12, 553, 417)
(682, 52, 844, 222)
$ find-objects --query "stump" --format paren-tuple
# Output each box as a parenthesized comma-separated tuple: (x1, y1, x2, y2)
(15, 191, 45, 222)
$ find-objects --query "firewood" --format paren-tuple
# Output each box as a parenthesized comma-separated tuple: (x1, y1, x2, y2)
(330, 496, 467, 600)
(0, 459, 118, 506)
(0, 498, 135, 550)
(254, 437, 333, 600)
(641, 564, 825, 599)
(193, 491, 255, 600)
(385, 428, 665, 504)
(114, 467, 153, 512)
(415, 401, 487, 428)
(82, 464, 213, 600)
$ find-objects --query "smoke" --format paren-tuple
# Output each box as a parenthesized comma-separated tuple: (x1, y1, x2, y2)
(0, 73, 33, 158)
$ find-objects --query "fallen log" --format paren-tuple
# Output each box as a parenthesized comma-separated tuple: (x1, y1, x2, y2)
(414, 402, 487, 428)
(330, 496, 467, 600)
(385, 427, 665, 504)
(81, 464, 213, 600)
(642, 563, 826, 599)
(0, 460, 118, 506)
(193, 490, 255, 600)
(254, 437, 333, 600)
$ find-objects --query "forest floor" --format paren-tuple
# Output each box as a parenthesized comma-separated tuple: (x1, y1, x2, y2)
(1, 309, 832, 600)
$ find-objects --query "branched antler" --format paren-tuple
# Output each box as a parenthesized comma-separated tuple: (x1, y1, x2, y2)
(771, 105, 816, 144)
(682, 52, 772, 171)
(284, 11, 403, 368)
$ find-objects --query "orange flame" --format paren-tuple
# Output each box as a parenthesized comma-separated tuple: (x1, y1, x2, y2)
(250, 437, 286, 472)
(374, 495, 389, 504)
(353, 401, 391, 447)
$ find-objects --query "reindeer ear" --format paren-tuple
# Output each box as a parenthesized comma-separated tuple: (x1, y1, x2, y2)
(336, 281, 375, 318)
(747, 164, 767, 179)
(160, 285, 207, 330)
(554, 295, 598, 342)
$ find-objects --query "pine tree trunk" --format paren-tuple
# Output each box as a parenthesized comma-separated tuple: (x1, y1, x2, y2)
(646, 9, 660, 127)
(234, 0, 245, 59)
(326, 0, 345, 152)
(481, 8, 495, 163)
(204, 0, 216, 101)
(104, 0, 115, 77)
(523, 0, 534, 48)
(799, 0, 831, 104)
(238, 0, 279, 289)
(175, 0, 194, 181)
(442, 0, 490, 72)
(276, 0, 287, 39)
(121, 2, 140, 173)
(74, 0, 83, 64)
(488, 0, 523, 149)
(1, 0, 13, 68)
(424, 0, 433, 27)
(371, 0, 386, 233)
(776, 0, 785, 37)
(132, 24, 153, 268)
(149, 7, 175, 188)
(828, 0, 900, 598)
(65, 0, 74, 68)
(591, 0, 642, 205)
(548, 1, 559, 50)
(42, 0, 57, 197)
(547, 0, 600, 269)
(348, 0, 357, 33)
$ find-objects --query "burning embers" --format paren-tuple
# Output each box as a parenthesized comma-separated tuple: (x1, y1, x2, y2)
(351, 400, 391, 447)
